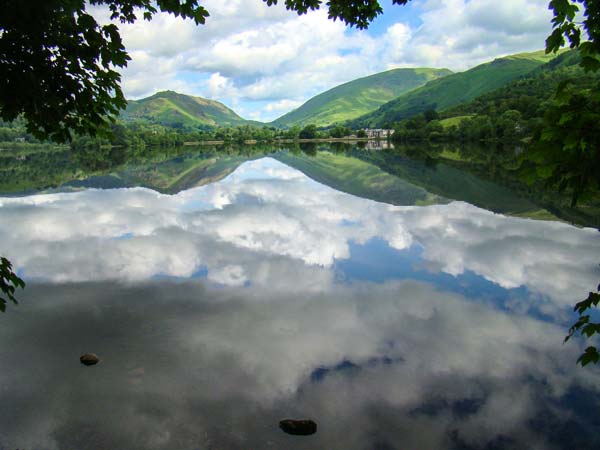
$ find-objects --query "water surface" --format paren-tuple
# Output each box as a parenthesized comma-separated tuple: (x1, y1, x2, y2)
(1, 150, 599, 449)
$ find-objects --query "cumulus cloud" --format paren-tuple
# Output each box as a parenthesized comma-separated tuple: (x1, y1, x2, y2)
(264, 98, 303, 114)
(89, 0, 554, 121)
(392, 0, 553, 69)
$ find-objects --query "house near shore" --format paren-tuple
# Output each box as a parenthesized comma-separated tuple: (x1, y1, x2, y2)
(363, 128, 395, 139)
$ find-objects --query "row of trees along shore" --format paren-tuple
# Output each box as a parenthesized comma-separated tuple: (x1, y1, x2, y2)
(0, 117, 366, 149)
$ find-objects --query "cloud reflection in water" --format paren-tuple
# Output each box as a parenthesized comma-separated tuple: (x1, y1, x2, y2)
(1, 158, 600, 449)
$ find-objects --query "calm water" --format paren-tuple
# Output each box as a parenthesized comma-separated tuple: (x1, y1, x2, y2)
(1, 147, 600, 449)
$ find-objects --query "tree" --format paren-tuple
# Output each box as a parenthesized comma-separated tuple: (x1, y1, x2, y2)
(0, 257, 25, 313)
(546, 0, 600, 71)
(540, 0, 600, 366)
(496, 109, 523, 141)
(285, 125, 301, 139)
(299, 124, 318, 139)
(525, 82, 600, 204)
(329, 125, 351, 138)
(0, 1, 209, 143)
(423, 108, 439, 122)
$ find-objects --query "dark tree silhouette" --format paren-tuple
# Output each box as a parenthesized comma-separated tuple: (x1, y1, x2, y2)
(0, 257, 24, 313)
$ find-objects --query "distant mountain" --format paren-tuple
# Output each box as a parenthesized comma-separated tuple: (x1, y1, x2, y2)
(351, 50, 558, 128)
(121, 91, 259, 128)
(272, 68, 452, 128)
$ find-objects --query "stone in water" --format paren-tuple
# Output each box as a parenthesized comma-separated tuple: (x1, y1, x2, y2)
(80, 353, 100, 366)
(279, 419, 317, 436)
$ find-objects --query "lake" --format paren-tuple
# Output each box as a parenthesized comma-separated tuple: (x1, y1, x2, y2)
(1, 144, 600, 449)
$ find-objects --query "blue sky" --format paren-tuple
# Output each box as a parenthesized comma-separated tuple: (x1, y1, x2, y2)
(368, 0, 424, 35)
(92, 0, 554, 122)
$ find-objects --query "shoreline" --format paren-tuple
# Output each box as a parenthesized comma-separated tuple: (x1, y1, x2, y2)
(183, 137, 382, 145)
(0, 137, 389, 150)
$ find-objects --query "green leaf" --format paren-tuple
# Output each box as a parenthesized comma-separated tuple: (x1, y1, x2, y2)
(0, 256, 25, 312)
(578, 347, 600, 367)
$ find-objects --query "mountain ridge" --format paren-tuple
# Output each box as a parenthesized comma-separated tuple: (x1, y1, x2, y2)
(271, 67, 452, 128)
(348, 50, 557, 128)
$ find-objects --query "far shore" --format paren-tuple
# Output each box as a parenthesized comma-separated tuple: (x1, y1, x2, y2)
(183, 137, 383, 145)
(0, 137, 390, 150)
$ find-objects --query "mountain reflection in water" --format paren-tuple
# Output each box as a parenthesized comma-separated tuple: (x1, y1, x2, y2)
(1, 157, 600, 450)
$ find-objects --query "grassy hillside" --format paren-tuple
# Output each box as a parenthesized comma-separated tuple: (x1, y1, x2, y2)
(272, 68, 452, 128)
(121, 91, 259, 128)
(389, 50, 598, 145)
(351, 50, 554, 128)
(441, 50, 586, 120)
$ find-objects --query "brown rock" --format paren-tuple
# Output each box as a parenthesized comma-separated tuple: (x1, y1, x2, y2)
(80, 353, 100, 366)
(279, 419, 317, 436)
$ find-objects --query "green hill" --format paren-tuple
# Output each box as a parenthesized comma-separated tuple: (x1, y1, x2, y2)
(442, 50, 584, 118)
(272, 68, 452, 128)
(351, 50, 555, 128)
(121, 91, 258, 128)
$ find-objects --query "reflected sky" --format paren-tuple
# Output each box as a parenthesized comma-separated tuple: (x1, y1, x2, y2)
(1, 157, 600, 449)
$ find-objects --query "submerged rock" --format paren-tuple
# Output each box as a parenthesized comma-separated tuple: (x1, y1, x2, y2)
(279, 419, 317, 436)
(80, 353, 100, 366)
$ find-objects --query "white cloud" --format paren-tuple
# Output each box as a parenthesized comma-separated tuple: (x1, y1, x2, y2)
(264, 98, 303, 113)
(390, 0, 552, 69)
(205, 72, 237, 99)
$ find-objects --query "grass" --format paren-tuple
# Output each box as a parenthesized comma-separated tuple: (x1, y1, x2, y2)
(506, 48, 569, 63)
(439, 115, 473, 128)
(273, 68, 452, 128)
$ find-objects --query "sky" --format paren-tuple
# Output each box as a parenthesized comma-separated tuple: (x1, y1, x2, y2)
(92, 0, 554, 122)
